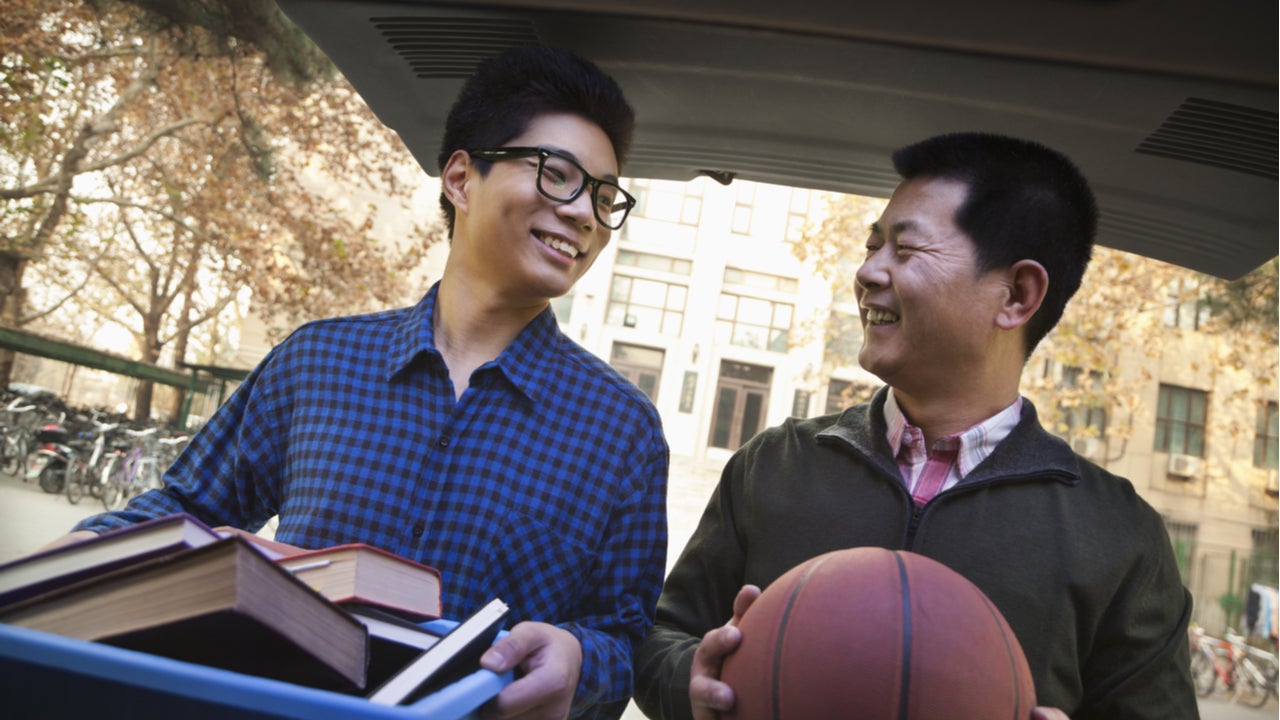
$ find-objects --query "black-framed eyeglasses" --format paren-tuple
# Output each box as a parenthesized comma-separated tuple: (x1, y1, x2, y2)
(467, 146, 636, 230)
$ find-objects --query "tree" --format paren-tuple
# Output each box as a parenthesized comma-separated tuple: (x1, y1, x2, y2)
(2, 0, 440, 420)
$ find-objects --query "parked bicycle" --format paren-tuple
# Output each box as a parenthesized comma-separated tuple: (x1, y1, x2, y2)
(1226, 630, 1278, 708)
(1189, 625, 1278, 707)
(0, 396, 40, 475)
(99, 427, 186, 510)
(64, 418, 121, 505)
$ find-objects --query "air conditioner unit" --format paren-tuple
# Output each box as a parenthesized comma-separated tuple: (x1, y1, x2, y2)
(1167, 454, 1202, 479)
(1070, 437, 1103, 459)
(1266, 469, 1278, 498)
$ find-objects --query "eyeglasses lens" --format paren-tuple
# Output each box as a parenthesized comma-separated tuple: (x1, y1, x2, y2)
(537, 153, 629, 229)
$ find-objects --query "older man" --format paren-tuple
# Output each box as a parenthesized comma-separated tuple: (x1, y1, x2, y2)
(633, 132, 1195, 720)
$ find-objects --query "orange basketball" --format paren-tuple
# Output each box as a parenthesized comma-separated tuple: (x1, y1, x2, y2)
(721, 547, 1035, 719)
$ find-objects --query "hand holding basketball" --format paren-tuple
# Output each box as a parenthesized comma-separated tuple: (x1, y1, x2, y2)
(690, 585, 761, 720)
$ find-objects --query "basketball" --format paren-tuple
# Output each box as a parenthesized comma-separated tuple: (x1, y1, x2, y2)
(720, 547, 1035, 719)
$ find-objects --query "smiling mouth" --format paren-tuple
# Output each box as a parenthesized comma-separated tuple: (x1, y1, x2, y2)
(533, 231, 580, 259)
(865, 309, 899, 325)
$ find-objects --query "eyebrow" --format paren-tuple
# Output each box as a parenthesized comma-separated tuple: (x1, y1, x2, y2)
(869, 220, 918, 237)
(545, 145, 620, 183)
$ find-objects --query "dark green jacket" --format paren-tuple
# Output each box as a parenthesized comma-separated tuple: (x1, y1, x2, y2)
(634, 390, 1196, 719)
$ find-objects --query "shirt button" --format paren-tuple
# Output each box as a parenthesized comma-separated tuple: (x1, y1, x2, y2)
(438, 435, 450, 448)
(411, 523, 425, 538)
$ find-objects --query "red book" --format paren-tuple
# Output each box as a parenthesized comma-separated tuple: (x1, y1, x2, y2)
(277, 543, 443, 620)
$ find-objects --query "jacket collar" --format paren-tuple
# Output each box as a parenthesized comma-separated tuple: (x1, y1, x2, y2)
(817, 386, 1081, 486)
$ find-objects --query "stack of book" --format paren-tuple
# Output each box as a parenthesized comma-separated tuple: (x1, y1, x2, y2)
(0, 514, 511, 716)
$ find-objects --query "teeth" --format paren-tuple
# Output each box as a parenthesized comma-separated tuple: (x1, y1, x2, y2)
(866, 309, 899, 325)
(535, 232, 580, 258)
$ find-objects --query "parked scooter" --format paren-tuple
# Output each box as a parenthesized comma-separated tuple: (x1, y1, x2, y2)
(26, 418, 74, 494)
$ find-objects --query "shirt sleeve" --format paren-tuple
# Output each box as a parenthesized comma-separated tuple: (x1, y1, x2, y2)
(73, 344, 289, 537)
(564, 433, 669, 720)
(633, 455, 745, 720)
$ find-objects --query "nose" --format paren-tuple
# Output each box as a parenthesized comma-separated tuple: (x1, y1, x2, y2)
(556, 185, 598, 231)
(854, 250, 888, 292)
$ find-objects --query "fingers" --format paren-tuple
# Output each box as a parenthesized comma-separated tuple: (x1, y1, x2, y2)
(35, 529, 98, 553)
(480, 626, 529, 674)
(479, 622, 581, 720)
(689, 620, 747, 720)
(1031, 706, 1071, 720)
(730, 585, 762, 625)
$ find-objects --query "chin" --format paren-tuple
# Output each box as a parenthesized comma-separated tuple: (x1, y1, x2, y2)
(857, 352, 896, 386)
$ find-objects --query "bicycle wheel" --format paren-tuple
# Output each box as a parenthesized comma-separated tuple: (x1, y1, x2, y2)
(1190, 649, 1217, 697)
(13, 432, 29, 476)
(65, 462, 85, 504)
(38, 461, 65, 493)
(1234, 655, 1271, 708)
(0, 433, 18, 475)
(101, 456, 125, 511)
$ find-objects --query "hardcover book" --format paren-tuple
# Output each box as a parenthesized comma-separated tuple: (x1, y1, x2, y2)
(0, 536, 369, 691)
(367, 597, 509, 706)
(278, 543, 443, 620)
(346, 603, 446, 688)
(0, 513, 221, 608)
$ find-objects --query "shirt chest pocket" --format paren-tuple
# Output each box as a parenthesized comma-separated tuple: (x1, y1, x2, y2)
(482, 509, 595, 623)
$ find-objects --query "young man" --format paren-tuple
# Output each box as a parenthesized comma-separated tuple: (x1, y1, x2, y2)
(632, 133, 1195, 719)
(54, 46, 669, 720)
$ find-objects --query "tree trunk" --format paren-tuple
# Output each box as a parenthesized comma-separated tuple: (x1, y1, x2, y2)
(134, 312, 164, 423)
(0, 252, 29, 389)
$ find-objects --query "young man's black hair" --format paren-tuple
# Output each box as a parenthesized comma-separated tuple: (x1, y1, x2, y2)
(436, 45, 636, 235)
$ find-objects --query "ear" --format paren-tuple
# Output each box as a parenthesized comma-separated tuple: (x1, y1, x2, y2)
(995, 259, 1049, 331)
(441, 149, 473, 217)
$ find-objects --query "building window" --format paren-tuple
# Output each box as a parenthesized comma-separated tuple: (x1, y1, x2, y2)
(1254, 401, 1278, 470)
(606, 275, 687, 335)
(1155, 384, 1208, 457)
(1250, 527, 1279, 587)
(615, 250, 693, 275)
(610, 343, 664, 402)
(791, 389, 811, 418)
(715, 293, 792, 352)
(1060, 366, 1107, 436)
(825, 378, 877, 415)
(1162, 278, 1210, 330)
(723, 267, 799, 294)
(629, 178, 703, 225)
(1163, 518, 1197, 584)
(785, 188, 812, 242)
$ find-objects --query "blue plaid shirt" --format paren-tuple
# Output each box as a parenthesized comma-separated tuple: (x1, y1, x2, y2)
(76, 283, 670, 718)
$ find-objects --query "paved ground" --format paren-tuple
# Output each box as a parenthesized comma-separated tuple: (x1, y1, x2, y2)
(3, 461, 1274, 718)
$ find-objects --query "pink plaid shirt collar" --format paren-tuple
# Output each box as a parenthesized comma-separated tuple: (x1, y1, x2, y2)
(884, 390, 1024, 498)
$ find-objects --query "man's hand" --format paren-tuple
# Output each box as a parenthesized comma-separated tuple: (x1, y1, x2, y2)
(479, 620, 582, 720)
(690, 584, 762, 720)
(35, 529, 98, 553)
(1032, 707, 1070, 719)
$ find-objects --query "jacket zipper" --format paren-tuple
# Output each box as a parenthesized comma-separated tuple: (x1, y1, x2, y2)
(901, 470, 1076, 550)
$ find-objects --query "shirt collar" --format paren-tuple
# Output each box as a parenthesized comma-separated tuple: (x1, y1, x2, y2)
(883, 389, 1024, 477)
(386, 282, 559, 404)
